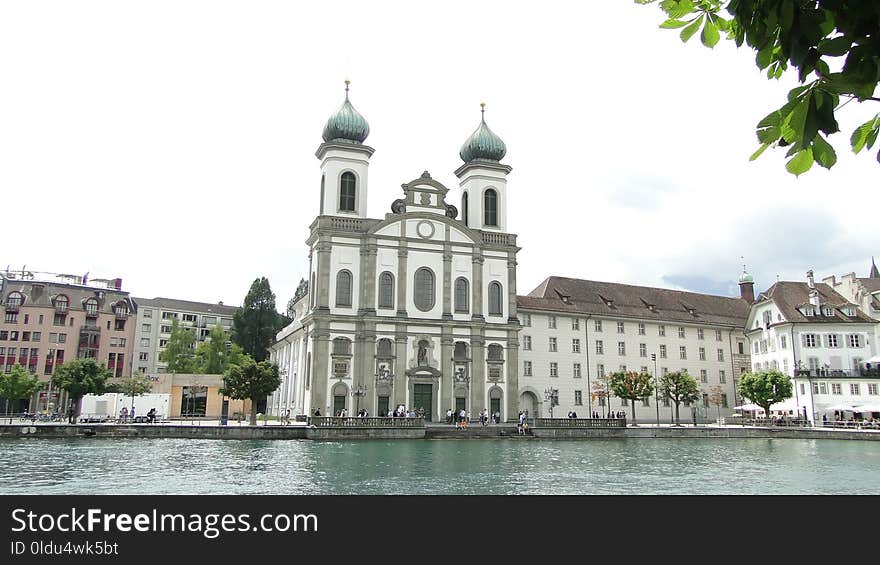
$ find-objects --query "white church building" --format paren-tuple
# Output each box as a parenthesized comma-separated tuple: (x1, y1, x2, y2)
(269, 84, 521, 422)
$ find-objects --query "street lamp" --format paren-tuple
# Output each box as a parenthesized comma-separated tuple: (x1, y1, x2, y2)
(652, 353, 659, 427)
(351, 384, 367, 415)
(544, 387, 559, 418)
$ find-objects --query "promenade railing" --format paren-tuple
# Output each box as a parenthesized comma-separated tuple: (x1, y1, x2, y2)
(532, 418, 626, 428)
(308, 416, 425, 428)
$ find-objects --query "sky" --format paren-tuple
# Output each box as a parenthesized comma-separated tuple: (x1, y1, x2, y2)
(2, 1, 878, 310)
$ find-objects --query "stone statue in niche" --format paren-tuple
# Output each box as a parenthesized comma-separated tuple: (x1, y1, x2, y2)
(418, 342, 428, 366)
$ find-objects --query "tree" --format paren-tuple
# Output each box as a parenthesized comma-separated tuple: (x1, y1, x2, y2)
(219, 356, 281, 425)
(287, 278, 309, 317)
(738, 369, 793, 418)
(591, 372, 613, 417)
(233, 277, 288, 362)
(609, 370, 655, 425)
(113, 375, 153, 416)
(195, 324, 246, 374)
(638, 0, 880, 175)
(159, 317, 197, 373)
(51, 358, 114, 421)
(659, 370, 701, 425)
(0, 364, 44, 416)
(708, 384, 725, 422)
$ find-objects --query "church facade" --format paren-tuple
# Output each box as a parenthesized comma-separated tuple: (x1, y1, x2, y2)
(269, 85, 521, 422)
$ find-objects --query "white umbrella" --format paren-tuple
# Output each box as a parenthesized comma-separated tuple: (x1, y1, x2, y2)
(734, 403, 763, 411)
(769, 399, 800, 412)
(823, 403, 857, 412)
(853, 404, 880, 413)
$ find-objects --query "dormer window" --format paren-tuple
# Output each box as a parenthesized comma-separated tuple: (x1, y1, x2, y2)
(599, 294, 614, 308)
(822, 306, 834, 317)
(843, 306, 856, 317)
(113, 302, 130, 319)
(84, 298, 99, 317)
(801, 306, 815, 317)
(5, 292, 24, 311)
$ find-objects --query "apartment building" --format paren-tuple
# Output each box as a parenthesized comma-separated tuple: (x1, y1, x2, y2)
(132, 297, 239, 374)
(0, 270, 136, 412)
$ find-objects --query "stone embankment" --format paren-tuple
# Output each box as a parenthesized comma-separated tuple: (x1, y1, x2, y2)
(2, 423, 880, 441)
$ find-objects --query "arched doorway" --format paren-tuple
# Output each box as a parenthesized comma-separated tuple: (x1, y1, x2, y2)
(332, 383, 349, 416)
(489, 386, 503, 421)
(519, 390, 538, 419)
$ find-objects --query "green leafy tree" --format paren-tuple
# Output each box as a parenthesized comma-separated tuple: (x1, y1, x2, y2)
(219, 356, 281, 425)
(660, 370, 701, 425)
(638, 0, 880, 175)
(738, 369, 793, 418)
(195, 324, 246, 374)
(159, 318, 197, 373)
(609, 370, 655, 424)
(233, 277, 288, 362)
(51, 358, 114, 421)
(287, 278, 309, 317)
(0, 364, 44, 416)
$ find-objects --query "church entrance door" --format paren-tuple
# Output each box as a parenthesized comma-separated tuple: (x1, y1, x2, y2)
(413, 384, 433, 422)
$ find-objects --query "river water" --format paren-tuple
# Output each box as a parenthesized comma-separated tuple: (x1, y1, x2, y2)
(3, 437, 879, 495)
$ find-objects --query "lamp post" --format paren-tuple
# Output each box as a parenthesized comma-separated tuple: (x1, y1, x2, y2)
(544, 388, 558, 418)
(351, 384, 367, 416)
(652, 353, 659, 427)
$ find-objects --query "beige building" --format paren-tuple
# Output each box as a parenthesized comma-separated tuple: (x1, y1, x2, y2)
(0, 270, 136, 413)
(147, 373, 251, 420)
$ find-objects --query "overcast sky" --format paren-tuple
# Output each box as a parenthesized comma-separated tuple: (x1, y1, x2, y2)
(2, 1, 877, 310)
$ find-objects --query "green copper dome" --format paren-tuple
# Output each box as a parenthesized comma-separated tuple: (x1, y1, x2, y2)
(739, 270, 754, 284)
(322, 82, 369, 144)
(459, 104, 506, 163)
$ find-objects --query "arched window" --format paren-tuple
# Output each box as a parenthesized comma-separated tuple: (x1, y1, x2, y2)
(84, 298, 99, 316)
(339, 172, 356, 212)
(414, 268, 435, 311)
(336, 270, 353, 307)
(378, 272, 394, 309)
(333, 337, 352, 355)
(6, 291, 24, 308)
(487, 344, 504, 361)
(53, 294, 69, 312)
(462, 192, 469, 227)
(453, 342, 469, 361)
(454, 277, 469, 313)
(320, 174, 325, 214)
(377, 338, 393, 357)
(484, 189, 498, 227)
(488, 281, 503, 316)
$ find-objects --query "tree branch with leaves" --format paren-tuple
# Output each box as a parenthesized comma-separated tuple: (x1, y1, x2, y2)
(638, 0, 880, 175)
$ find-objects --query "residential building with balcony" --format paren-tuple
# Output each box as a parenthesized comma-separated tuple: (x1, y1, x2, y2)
(822, 258, 880, 352)
(517, 275, 751, 422)
(745, 269, 879, 423)
(131, 297, 239, 374)
(0, 270, 136, 412)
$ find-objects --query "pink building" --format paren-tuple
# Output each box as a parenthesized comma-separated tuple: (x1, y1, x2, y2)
(0, 270, 136, 413)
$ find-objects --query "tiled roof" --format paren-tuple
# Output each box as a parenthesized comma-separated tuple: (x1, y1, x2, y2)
(1, 278, 134, 314)
(756, 282, 874, 324)
(518, 276, 749, 327)
(857, 278, 880, 293)
(132, 297, 240, 316)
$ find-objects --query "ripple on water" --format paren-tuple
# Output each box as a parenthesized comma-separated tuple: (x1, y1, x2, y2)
(2, 437, 880, 495)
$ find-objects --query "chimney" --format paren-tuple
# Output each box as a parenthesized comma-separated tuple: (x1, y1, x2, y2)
(218, 301, 224, 306)
(114, 278, 123, 290)
(806, 270, 815, 288)
(809, 289, 821, 308)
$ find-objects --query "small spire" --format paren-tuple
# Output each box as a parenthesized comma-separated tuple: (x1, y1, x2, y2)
(480, 102, 486, 122)
(344, 79, 350, 100)
(870, 256, 880, 278)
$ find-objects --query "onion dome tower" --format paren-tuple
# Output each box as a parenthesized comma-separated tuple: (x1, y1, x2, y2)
(316, 80, 374, 218)
(454, 103, 512, 231)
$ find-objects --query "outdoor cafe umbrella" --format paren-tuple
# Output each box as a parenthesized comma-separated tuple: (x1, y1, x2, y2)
(733, 403, 764, 412)
(853, 404, 880, 413)
(823, 403, 857, 412)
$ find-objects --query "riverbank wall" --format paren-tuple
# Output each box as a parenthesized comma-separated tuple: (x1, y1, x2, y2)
(2, 423, 880, 441)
